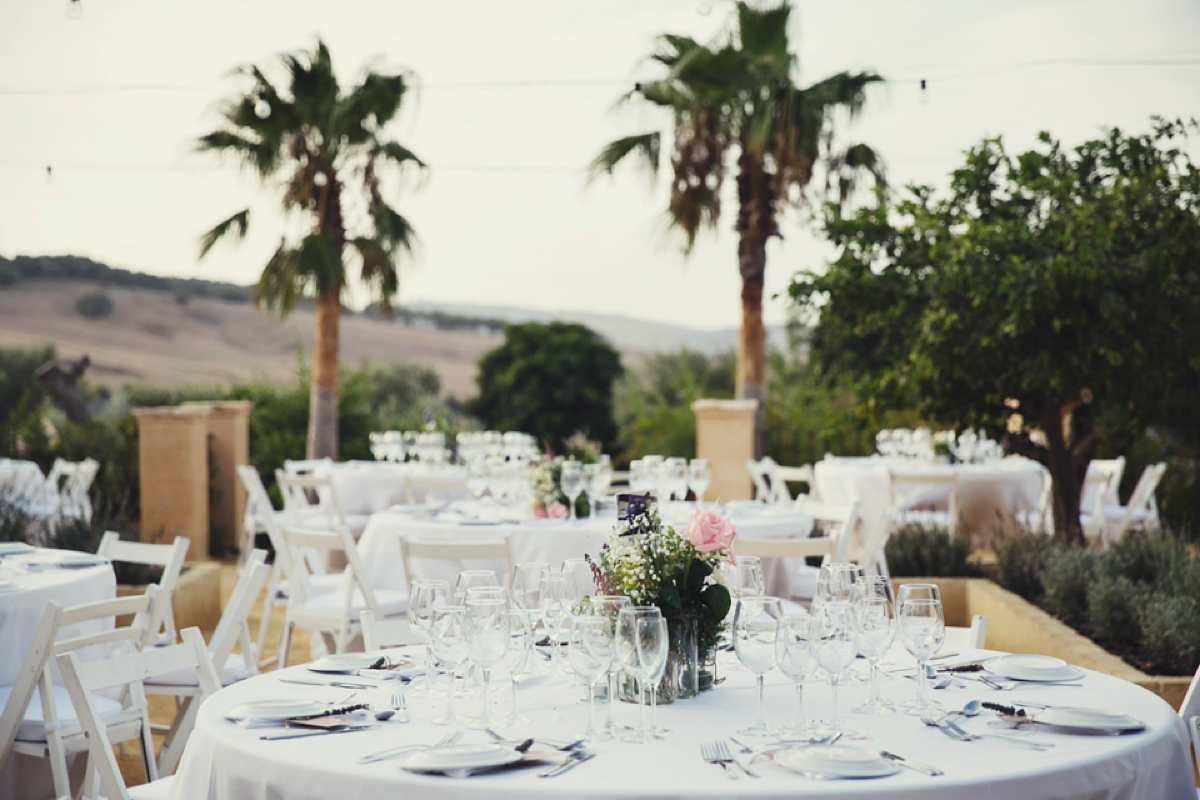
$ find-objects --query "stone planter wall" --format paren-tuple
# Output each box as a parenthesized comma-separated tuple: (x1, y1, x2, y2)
(116, 560, 222, 633)
(895, 577, 1193, 710)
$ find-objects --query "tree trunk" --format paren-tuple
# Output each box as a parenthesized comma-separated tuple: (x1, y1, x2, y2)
(1041, 408, 1087, 547)
(308, 291, 340, 460)
(736, 233, 768, 459)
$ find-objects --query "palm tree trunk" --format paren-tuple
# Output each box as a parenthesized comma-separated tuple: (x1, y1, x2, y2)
(308, 290, 340, 459)
(737, 232, 768, 459)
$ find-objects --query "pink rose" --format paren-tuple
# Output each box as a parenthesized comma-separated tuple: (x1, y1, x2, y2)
(687, 508, 737, 563)
(547, 502, 569, 519)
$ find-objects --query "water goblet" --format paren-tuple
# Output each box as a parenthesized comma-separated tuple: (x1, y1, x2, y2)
(454, 570, 498, 605)
(567, 614, 615, 738)
(408, 579, 450, 698)
(616, 605, 664, 744)
(591, 594, 631, 738)
(815, 562, 861, 605)
(852, 577, 897, 714)
(539, 573, 572, 673)
(561, 558, 594, 603)
(646, 616, 671, 739)
(591, 455, 613, 500)
(898, 585, 945, 715)
(732, 596, 783, 736)
(811, 601, 859, 736)
(463, 596, 508, 729)
(503, 610, 533, 723)
(429, 606, 468, 725)
(687, 458, 711, 501)
(663, 457, 688, 501)
(560, 461, 584, 520)
(776, 613, 820, 737)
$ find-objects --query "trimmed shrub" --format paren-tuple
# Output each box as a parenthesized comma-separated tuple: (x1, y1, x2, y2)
(75, 291, 114, 319)
(1086, 576, 1144, 650)
(1138, 593, 1200, 675)
(1039, 548, 1096, 627)
(995, 533, 1056, 602)
(885, 525, 982, 577)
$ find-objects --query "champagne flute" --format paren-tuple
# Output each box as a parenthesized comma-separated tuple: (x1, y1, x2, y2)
(898, 584, 945, 715)
(567, 614, 615, 738)
(503, 611, 533, 723)
(429, 606, 468, 725)
(616, 605, 663, 744)
(776, 613, 819, 737)
(853, 576, 897, 714)
(464, 596, 508, 729)
(687, 458, 711, 501)
(732, 596, 783, 736)
(591, 594, 631, 738)
(811, 601, 858, 736)
(408, 580, 450, 699)
(539, 573, 571, 673)
(560, 461, 584, 520)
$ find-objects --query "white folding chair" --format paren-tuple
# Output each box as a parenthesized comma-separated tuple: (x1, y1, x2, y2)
(145, 551, 270, 773)
(97, 531, 190, 645)
(888, 471, 960, 538)
(0, 589, 160, 799)
(360, 610, 422, 651)
(944, 614, 989, 649)
(1177, 661, 1200, 795)
(746, 457, 790, 504)
(398, 533, 515, 590)
(236, 465, 276, 568)
(278, 523, 408, 667)
(283, 457, 334, 477)
(58, 458, 97, 525)
(1097, 462, 1166, 548)
(403, 475, 470, 505)
(277, 471, 370, 536)
(56, 627, 220, 800)
(780, 498, 864, 600)
(774, 464, 818, 502)
(1087, 456, 1126, 508)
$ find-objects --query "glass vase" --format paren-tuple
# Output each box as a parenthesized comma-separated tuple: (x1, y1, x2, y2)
(619, 614, 703, 704)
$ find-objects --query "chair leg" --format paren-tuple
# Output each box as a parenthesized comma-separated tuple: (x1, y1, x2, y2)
(278, 620, 294, 669)
(157, 694, 197, 775)
(46, 731, 72, 799)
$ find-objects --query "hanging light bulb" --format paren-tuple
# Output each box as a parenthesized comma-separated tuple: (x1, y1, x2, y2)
(253, 89, 271, 119)
(64, 0, 83, 20)
(313, 172, 328, 187)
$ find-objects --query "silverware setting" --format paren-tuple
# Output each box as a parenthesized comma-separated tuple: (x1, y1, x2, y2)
(260, 724, 379, 740)
(279, 677, 377, 690)
(701, 740, 757, 779)
(921, 715, 1052, 750)
(357, 730, 463, 764)
(537, 749, 594, 778)
(880, 750, 944, 776)
(483, 728, 584, 751)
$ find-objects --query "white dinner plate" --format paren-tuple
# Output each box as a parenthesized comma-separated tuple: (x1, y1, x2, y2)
(224, 699, 328, 722)
(775, 745, 899, 779)
(400, 744, 523, 775)
(990, 654, 1085, 682)
(308, 653, 385, 673)
(1035, 707, 1145, 733)
(456, 518, 502, 526)
(0, 542, 34, 556)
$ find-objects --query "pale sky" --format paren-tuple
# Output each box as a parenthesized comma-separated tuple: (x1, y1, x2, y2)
(1, 0, 1198, 330)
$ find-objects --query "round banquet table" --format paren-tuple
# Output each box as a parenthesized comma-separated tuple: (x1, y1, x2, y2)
(320, 461, 469, 516)
(814, 457, 1044, 538)
(355, 503, 814, 598)
(169, 645, 1194, 800)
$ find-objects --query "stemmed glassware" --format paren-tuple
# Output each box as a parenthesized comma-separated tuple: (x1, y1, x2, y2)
(687, 458, 711, 501)
(645, 616, 671, 739)
(429, 606, 468, 725)
(560, 558, 594, 603)
(853, 576, 897, 714)
(590, 595, 631, 738)
(641, 455, 664, 497)
(732, 596, 782, 736)
(663, 457, 688, 501)
(464, 595, 508, 729)
(615, 605, 665, 744)
(560, 461, 584, 520)
(811, 601, 858, 736)
(591, 455, 613, 502)
(408, 579, 450, 699)
(539, 572, 572, 673)
(567, 614, 615, 738)
(581, 464, 598, 516)
(466, 459, 490, 501)
(815, 562, 862, 605)
(503, 610, 533, 723)
(897, 583, 945, 715)
(776, 613, 819, 738)
(454, 570, 498, 604)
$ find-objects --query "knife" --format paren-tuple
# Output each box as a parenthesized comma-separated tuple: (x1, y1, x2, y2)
(880, 751, 944, 776)
(538, 751, 594, 778)
(278, 678, 376, 689)
(260, 725, 378, 740)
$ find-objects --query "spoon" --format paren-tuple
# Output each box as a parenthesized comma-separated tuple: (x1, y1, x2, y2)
(939, 699, 982, 725)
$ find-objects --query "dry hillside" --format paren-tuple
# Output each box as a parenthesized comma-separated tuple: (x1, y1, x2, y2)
(0, 281, 499, 397)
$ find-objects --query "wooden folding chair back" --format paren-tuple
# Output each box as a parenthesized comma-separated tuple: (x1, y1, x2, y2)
(398, 534, 514, 589)
(360, 610, 422, 650)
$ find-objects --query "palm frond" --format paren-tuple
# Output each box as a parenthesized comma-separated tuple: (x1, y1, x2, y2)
(339, 71, 412, 144)
(195, 130, 279, 177)
(589, 133, 662, 183)
(351, 235, 400, 312)
(372, 201, 418, 256)
(736, 1, 792, 67)
(198, 208, 250, 259)
(295, 230, 343, 298)
(801, 71, 884, 122)
(254, 241, 303, 318)
(376, 140, 427, 172)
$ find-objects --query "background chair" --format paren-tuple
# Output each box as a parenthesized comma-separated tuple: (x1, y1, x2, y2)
(360, 609, 422, 650)
(236, 465, 277, 567)
(1097, 462, 1166, 548)
(746, 457, 791, 504)
(398, 533, 515, 590)
(277, 471, 370, 536)
(403, 475, 470, 505)
(97, 531, 190, 645)
(887, 471, 960, 539)
(57, 627, 220, 800)
(943, 614, 988, 649)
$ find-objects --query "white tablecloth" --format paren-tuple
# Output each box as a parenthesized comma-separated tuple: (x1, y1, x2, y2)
(814, 457, 1044, 538)
(356, 505, 814, 598)
(170, 646, 1194, 800)
(325, 462, 468, 516)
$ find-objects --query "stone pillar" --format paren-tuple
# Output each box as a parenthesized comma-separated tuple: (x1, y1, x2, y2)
(132, 406, 211, 560)
(183, 400, 253, 558)
(692, 399, 758, 502)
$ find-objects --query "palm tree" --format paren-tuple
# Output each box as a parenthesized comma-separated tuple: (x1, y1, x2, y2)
(197, 40, 423, 459)
(592, 1, 884, 455)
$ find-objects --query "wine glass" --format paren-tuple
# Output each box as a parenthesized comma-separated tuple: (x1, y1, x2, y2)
(732, 596, 783, 736)
(503, 610, 533, 723)
(776, 613, 819, 738)
(730, 557, 765, 599)
(853, 576, 897, 714)
(815, 562, 861, 605)
(581, 464, 598, 516)
(628, 460, 650, 493)
(641, 455, 664, 498)
(646, 616, 671, 739)
(811, 601, 858, 736)
(560, 461, 584, 520)
(466, 459, 489, 501)
(567, 614, 615, 738)
(539, 573, 572, 673)
(561, 558, 595, 603)
(454, 570, 498, 604)
(897, 584, 945, 715)
(590, 594, 631, 738)
(408, 580, 450, 698)
(615, 605, 664, 744)
(429, 606, 468, 725)
(591, 455, 613, 501)
(663, 457, 688, 501)
(687, 458, 711, 501)
(511, 563, 548, 635)
(464, 596, 509, 729)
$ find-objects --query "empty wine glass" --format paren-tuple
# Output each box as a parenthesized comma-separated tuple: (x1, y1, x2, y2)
(591, 455, 613, 500)
(812, 601, 858, 736)
(776, 613, 819, 737)
(730, 557, 765, 599)
(898, 584, 945, 715)
(567, 614, 615, 738)
(408, 580, 450, 699)
(503, 610, 533, 723)
(687, 458, 711, 501)
(641, 455, 664, 498)
(560, 461, 584, 520)
(511, 562, 548, 635)
(733, 596, 783, 736)
(539, 573, 572, 673)
(815, 562, 861, 605)
(429, 606, 468, 725)
(616, 605, 665, 744)
(454, 570, 498, 604)
(464, 596, 508, 729)
(663, 457, 688, 501)
(646, 616, 671, 739)
(581, 464, 599, 516)
(591, 594, 631, 738)
(852, 576, 897, 714)
(561, 558, 595, 603)
(628, 460, 651, 493)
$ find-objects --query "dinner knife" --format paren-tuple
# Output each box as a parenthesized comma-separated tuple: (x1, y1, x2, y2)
(260, 725, 379, 740)
(538, 751, 594, 778)
(278, 677, 376, 689)
(880, 751, 944, 776)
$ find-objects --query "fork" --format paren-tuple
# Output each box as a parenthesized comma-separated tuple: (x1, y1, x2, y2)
(700, 741, 739, 780)
(714, 741, 758, 778)
(356, 730, 462, 764)
(921, 715, 968, 741)
(941, 719, 1053, 750)
(391, 689, 408, 722)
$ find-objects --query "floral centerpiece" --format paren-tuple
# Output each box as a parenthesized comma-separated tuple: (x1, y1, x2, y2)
(528, 458, 570, 518)
(587, 495, 736, 701)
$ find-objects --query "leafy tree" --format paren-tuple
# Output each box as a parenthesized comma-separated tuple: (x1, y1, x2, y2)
(591, 1, 884, 455)
(196, 40, 424, 459)
(468, 323, 622, 454)
(0, 346, 54, 457)
(790, 120, 1200, 544)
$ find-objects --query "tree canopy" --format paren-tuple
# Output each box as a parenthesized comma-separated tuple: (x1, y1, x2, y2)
(790, 119, 1200, 543)
(468, 322, 623, 454)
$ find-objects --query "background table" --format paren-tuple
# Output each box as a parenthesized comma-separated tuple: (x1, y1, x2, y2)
(322, 461, 469, 516)
(169, 646, 1194, 800)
